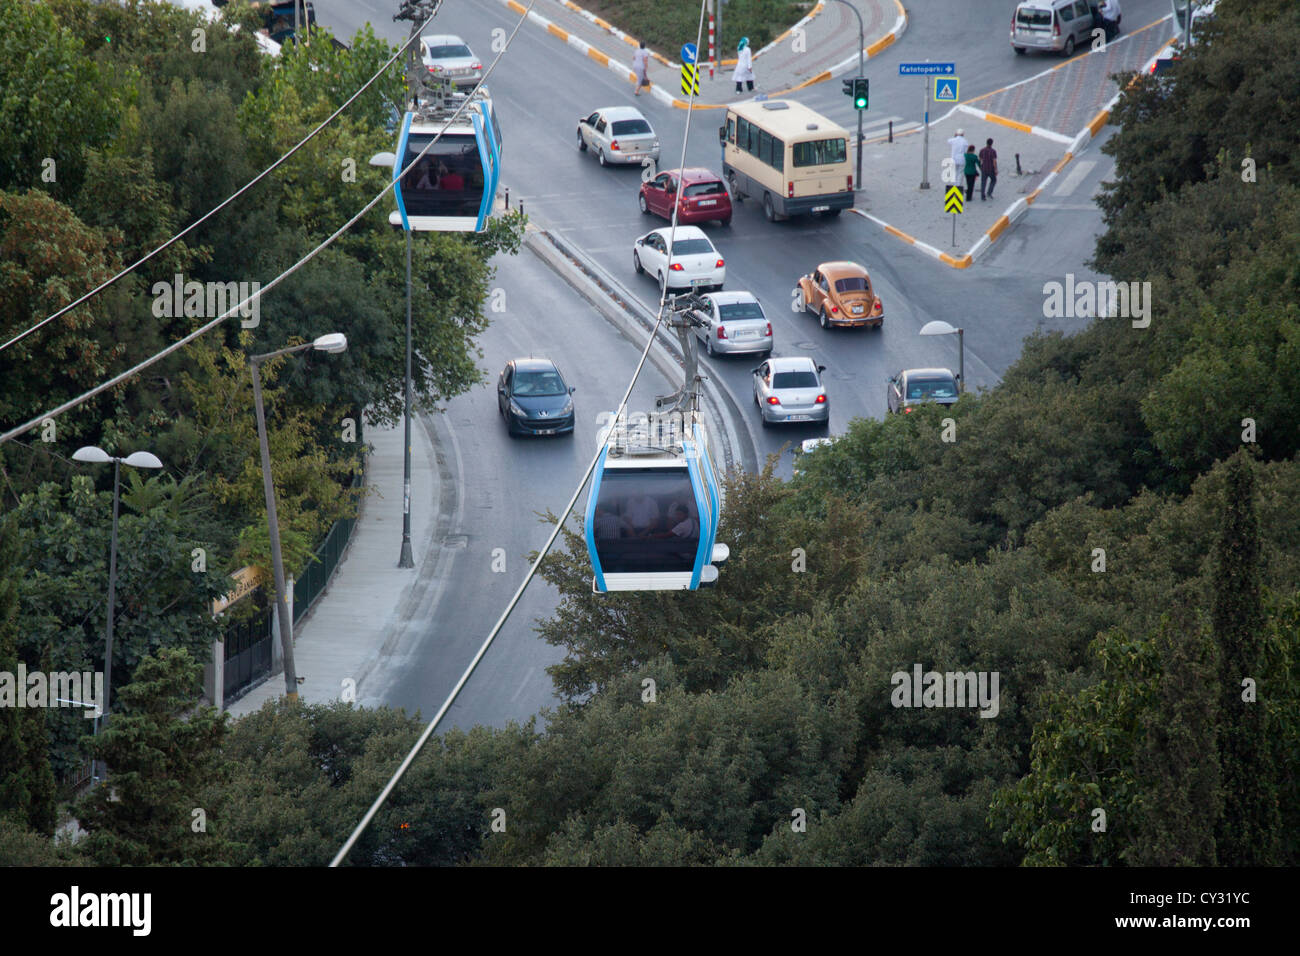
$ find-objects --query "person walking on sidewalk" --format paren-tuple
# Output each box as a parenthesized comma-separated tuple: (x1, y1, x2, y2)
(947, 128, 970, 184)
(733, 37, 755, 94)
(963, 145, 979, 202)
(979, 138, 998, 200)
(632, 40, 651, 96)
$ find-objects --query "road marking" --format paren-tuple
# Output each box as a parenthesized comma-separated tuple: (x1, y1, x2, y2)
(1052, 159, 1096, 197)
(1030, 202, 1099, 211)
(511, 667, 535, 702)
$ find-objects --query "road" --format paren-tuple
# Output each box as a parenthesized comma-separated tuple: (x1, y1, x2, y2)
(315, 0, 1145, 727)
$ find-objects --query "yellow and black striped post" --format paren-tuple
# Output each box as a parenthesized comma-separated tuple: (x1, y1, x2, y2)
(681, 63, 700, 97)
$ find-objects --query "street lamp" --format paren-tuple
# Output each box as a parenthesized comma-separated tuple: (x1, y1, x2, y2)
(249, 332, 349, 702)
(919, 320, 965, 393)
(72, 445, 164, 785)
(371, 150, 416, 569)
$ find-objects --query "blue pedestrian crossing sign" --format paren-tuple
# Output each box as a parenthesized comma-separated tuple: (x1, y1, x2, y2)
(934, 77, 960, 102)
(681, 43, 697, 65)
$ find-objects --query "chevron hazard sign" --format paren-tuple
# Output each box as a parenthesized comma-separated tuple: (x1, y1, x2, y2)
(944, 186, 964, 214)
(934, 77, 960, 102)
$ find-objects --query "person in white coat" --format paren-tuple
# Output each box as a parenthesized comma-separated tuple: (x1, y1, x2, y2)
(733, 37, 755, 94)
(947, 128, 970, 183)
(1098, 0, 1121, 38)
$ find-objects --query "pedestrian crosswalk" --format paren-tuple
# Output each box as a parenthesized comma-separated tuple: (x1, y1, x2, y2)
(859, 115, 922, 139)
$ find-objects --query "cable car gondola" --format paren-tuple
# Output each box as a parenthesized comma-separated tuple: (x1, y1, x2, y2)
(391, 89, 502, 233)
(584, 293, 729, 592)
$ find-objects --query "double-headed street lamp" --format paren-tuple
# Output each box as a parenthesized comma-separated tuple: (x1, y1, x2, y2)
(249, 332, 348, 701)
(919, 320, 965, 392)
(72, 445, 164, 785)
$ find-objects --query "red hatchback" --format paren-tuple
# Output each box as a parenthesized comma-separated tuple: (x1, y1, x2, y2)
(639, 168, 732, 227)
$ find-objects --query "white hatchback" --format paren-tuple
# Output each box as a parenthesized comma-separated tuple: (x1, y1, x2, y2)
(632, 226, 726, 293)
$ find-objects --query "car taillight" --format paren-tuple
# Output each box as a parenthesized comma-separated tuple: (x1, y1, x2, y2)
(766, 396, 781, 405)
(903, 406, 913, 414)
(717, 326, 727, 339)
(788, 182, 794, 198)
(847, 175, 853, 191)
(764, 322, 772, 337)
(1053, 17, 1060, 36)
(611, 140, 620, 151)
(814, 395, 826, 404)
(715, 259, 725, 268)
(669, 263, 684, 271)
(830, 304, 839, 314)
(872, 297, 883, 315)
(471, 62, 482, 70)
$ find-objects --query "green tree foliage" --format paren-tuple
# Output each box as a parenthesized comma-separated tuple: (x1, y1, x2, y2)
(78, 647, 234, 866)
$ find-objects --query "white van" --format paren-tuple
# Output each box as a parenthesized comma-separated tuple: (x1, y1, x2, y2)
(1010, 0, 1100, 57)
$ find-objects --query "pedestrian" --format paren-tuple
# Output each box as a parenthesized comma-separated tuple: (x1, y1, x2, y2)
(1098, 0, 1121, 39)
(947, 127, 969, 183)
(963, 145, 978, 202)
(733, 37, 755, 94)
(979, 137, 998, 200)
(632, 40, 651, 96)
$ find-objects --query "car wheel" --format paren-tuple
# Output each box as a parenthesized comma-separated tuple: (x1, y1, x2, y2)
(657, 271, 666, 293)
(633, 250, 644, 274)
(1062, 35, 1075, 56)
(762, 349, 773, 359)
(719, 217, 731, 227)
(577, 129, 586, 151)
(638, 193, 649, 214)
(728, 173, 743, 202)
(753, 388, 760, 407)
(794, 287, 806, 313)
(1013, 46, 1026, 55)
(819, 305, 830, 329)
(598, 148, 608, 167)
(823, 208, 842, 218)
(763, 193, 776, 222)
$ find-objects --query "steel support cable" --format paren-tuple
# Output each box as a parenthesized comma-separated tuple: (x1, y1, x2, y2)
(0, 2, 440, 356)
(0, 0, 534, 447)
(329, 0, 713, 867)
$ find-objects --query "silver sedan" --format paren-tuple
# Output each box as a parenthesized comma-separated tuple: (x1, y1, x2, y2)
(577, 106, 660, 167)
(752, 356, 829, 427)
(693, 291, 772, 357)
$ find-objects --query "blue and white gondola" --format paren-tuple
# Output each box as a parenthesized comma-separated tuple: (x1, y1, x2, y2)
(585, 411, 728, 592)
(390, 94, 502, 233)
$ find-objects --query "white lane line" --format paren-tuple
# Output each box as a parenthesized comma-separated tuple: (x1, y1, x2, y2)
(511, 667, 535, 702)
(1052, 159, 1097, 197)
(1031, 202, 1100, 211)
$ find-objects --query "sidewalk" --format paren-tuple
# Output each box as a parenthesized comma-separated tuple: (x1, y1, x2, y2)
(225, 413, 439, 718)
(496, 0, 907, 109)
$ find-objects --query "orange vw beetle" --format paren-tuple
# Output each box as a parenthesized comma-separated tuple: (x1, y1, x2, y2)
(794, 261, 883, 329)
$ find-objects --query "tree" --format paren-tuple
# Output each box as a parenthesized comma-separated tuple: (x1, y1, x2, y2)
(1211, 451, 1281, 863)
(77, 647, 234, 866)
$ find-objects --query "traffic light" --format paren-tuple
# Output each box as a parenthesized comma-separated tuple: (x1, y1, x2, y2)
(852, 77, 869, 110)
(842, 78, 854, 98)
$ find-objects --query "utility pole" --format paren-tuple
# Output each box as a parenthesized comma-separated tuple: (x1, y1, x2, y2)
(828, 0, 866, 191)
(920, 75, 931, 189)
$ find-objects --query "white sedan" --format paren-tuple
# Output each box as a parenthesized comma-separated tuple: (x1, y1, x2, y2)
(632, 226, 726, 293)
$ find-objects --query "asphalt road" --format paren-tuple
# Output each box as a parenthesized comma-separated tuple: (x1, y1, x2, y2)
(312, 0, 1145, 727)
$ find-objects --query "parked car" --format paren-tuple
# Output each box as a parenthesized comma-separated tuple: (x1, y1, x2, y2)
(792, 436, 837, 476)
(752, 356, 829, 427)
(639, 168, 732, 226)
(421, 34, 483, 90)
(497, 358, 576, 436)
(887, 368, 960, 414)
(794, 261, 883, 329)
(692, 291, 772, 357)
(1010, 0, 1098, 57)
(577, 107, 660, 167)
(633, 226, 726, 292)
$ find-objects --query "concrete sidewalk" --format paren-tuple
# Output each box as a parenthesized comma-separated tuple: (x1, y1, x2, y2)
(225, 413, 440, 718)
(496, 0, 907, 109)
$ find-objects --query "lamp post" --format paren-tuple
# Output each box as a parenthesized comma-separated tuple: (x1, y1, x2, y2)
(828, 0, 866, 192)
(919, 320, 964, 392)
(370, 150, 416, 569)
(249, 332, 348, 701)
(72, 445, 164, 786)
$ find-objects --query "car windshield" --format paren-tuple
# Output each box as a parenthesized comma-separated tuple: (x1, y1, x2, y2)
(1016, 9, 1052, 27)
(611, 119, 652, 135)
(719, 301, 764, 320)
(907, 377, 957, 400)
(772, 371, 819, 389)
(428, 44, 472, 58)
(834, 276, 870, 293)
(792, 138, 847, 167)
(514, 370, 567, 396)
(684, 181, 726, 197)
(670, 239, 713, 255)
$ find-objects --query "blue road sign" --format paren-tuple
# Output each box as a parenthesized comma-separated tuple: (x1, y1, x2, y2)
(934, 77, 960, 102)
(681, 43, 697, 64)
(899, 62, 955, 76)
